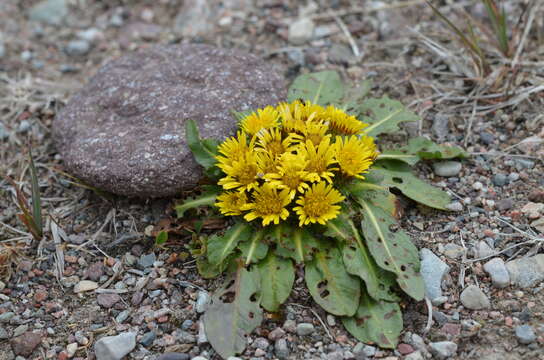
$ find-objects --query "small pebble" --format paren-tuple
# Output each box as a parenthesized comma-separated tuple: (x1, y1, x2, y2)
(515, 325, 536, 344)
(432, 161, 462, 177)
(296, 323, 315, 336)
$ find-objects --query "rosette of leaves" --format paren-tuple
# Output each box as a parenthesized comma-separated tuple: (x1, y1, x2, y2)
(176, 71, 466, 359)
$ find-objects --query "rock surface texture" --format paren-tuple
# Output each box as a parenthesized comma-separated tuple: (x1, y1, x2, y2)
(54, 44, 286, 197)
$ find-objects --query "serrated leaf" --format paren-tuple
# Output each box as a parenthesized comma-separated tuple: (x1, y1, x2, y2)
(208, 223, 252, 266)
(359, 96, 419, 137)
(186, 119, 219, 170)
(175, 193, 218, 218)
(288, 71, 344, 106)
(275, 227, 319, 263)
(340, 220, 400, 302)
(371, 160, 451, 210)
(345, 179, 399, 217)
(238, 229, 268, 265)
(258, 252, 295, 312)
(342, 292, 403, 349)
(305, 244, 360, 316)
(359, 200, 425, 301)
(204, 264, 263, 358)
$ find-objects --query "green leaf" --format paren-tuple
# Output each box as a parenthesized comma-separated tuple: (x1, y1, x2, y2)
(258, 252, 295, 312)
(324, 213, 354, 240)
(186, 119, 219, 170)
(359, 200, 425, 301)
(238, 229, 268, 265)
(359, 96, 419, 137)
(371, 160, 451, 210)
(196, 256, 223, 279)
(155, 230, 168, 246)
(175, 192, 218, 218)
(275, 227, 319, 263)
(204, 264, 263, 358)
(376, 151, 420, 166)
(345, 179, 399, 217)
(287, 71, 344, 106)
(379, 137, 467, 165)
(342, 292, 403, 349)
(208, 223, 252, 266)
(339, 220, 399, 302)
(305, 244, 360, 316)
(28, 148, 42, 237)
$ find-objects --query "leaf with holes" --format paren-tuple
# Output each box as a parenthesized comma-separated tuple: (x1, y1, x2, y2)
(379, 137, 467, 165)
(305, 244, 360, 316)
(238, 229, 268, 265)
(359, 200, 424, 301)
(176, 192, 219, 218)
(340, 221, 400, 302)
(371, 160, 451, 210)
(287, 71, 344, 106)
(204, 264, 263, 358)
(258, 252, 295, 312)
(345, 179, 400, 218)
(274, 227, 320, 263)
(358, 96, 419, 137)
(207, 223, 252, 266)
(342, 292, 403, 349)
(324, 212, 354, 240)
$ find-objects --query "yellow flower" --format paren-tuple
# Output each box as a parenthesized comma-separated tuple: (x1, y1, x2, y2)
(335, 135, 378, 179)
(323, 106, 367, 135)
(293, 182, 345, 226)
(216, 191, 249, 216)
(218, 152, 259, 191)
(300, 120, 330, 145)
(278, 100, 325, 133)
(216, 131, 254, 167)
(255, 151, 278, 178)
(265, 153, 313, 199)
(243, 183, 291, 226)
(256, 128, 297, 158)
(297, 138, 337, 183)
(240, 106, 280, 135)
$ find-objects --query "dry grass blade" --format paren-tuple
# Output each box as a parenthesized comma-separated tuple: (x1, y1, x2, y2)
(0, 242, 28, 280)
(482, 0, 510, 56)
(425, 0, 489, 74)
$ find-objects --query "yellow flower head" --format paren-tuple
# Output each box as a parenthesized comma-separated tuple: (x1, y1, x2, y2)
(300, 120, 330, 145)
(265, 152, 312, 199)
(293, 182, 345, 226)
(243, 183, 291, 226)
(335, 135, 378, 179)
(323, 106, 367, 135)
(216, 191, 248, 216)
(256, 151, 278, 178)
(240, 106, 280, 135)
(218, 152, 259, 192)
(297, 137, 338, 183)
(256, 128, 297, 158)
(216, 131, 254, 167)
(278, 100, 325, 133)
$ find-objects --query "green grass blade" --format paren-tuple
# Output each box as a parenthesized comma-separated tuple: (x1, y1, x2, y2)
(28, 148, 43, 237)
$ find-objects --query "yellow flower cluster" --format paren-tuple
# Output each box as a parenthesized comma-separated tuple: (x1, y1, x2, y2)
(215, 100, 378, 226)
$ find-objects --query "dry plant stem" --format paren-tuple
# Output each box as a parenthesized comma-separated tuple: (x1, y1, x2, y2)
(512, 2, 540, 68)
(331, 13, 360, 58)
(311, 0, 427, 20)
(423, 296, 433, 333)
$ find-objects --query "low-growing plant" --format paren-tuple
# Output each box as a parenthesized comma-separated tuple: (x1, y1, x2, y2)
(176, 71, 466, 358)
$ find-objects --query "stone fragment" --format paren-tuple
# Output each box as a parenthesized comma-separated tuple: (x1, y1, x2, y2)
(432, 161, 462, 177)
(483, 258, 510, 288)
(506, 255, 544, 288)
(97, 294, 121, 308)
(521, 202, 544, 219)
(474, 241, 495, 259)
(460, 285, 490, 310)
(195, 291, 210, 313)
(28, 0, 68, 25)
(288, 18, 315, 44)
(443, 243, 464, 259)
(65, 40, 91, 56)
(515, 325, 536, 344)
(296, 323, 315, 336)
(174, 0, 214, 37)
(10, 332, 42, 357)
(429, 341, 457, 359)
(157, 354, 190, 360)
(275, 339, 289, 360)
(94, 332, 136, 360)
(74, 280, 98, 293)
(420, 248, 450, 300)
(54, 44, 285, 197)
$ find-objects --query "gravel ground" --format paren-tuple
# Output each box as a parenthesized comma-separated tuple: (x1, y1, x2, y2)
(1, 1, 543, 360)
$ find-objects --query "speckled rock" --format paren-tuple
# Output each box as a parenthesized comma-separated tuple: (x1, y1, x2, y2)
(54, 44, 286, 197)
